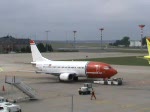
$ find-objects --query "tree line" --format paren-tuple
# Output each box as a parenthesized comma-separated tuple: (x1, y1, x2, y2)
(21, 43, 53, 53)
(110, 36, 147, 47)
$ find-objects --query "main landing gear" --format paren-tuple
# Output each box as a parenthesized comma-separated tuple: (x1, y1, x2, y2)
(73, 76, 78, 81)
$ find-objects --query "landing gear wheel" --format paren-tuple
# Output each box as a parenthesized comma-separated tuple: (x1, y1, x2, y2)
(73, 76, 78, 81)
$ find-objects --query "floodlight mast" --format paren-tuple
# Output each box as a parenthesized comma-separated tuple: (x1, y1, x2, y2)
(99, 28, 104, 49)
(45, 30, 50, 52)
(139, 25, 145, 49)
(73, 31, 77, 49)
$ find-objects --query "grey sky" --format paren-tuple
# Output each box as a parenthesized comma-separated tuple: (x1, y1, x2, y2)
(0, 0, 150, 41)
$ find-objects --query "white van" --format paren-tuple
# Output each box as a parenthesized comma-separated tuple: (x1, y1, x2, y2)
(0, 97, 21, 112)
(0, 102, 21, 112)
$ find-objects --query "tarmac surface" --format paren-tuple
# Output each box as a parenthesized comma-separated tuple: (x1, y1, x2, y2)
(0, 52, 150, 112)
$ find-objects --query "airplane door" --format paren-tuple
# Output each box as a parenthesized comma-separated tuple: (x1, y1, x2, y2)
(95, 65, 100, 74)
(43, 64, 49, 72)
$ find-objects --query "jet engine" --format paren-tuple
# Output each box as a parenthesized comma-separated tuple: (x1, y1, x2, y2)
(59, 73, 75, 81)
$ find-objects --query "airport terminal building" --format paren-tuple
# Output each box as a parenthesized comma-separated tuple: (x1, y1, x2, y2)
(129, 40, 141, 47)
(0, 36, 30, 53)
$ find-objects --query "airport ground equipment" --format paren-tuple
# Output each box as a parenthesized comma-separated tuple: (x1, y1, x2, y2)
(5, 76, 37, 100)
(0, 96, 21, 112)
(93, 78, 123, 85)
(0, 97, 6, 103)
(78, 83, 93, 95)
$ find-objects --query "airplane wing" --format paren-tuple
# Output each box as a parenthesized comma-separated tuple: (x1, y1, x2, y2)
(34, 71, 77, 81)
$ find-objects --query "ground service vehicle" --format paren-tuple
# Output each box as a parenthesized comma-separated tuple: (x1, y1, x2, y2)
(94, 78, 123, 85)
(78, 83, 93, 95)
(0, 97, 21, 112)
(0, 97, 6, 103)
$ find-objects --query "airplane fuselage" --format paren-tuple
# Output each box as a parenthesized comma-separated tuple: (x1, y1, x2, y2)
(35, 61, 117, 79)
(30, 39, 118, 81)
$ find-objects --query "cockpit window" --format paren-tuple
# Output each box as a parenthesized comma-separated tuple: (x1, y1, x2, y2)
(103, 66, 111, 70)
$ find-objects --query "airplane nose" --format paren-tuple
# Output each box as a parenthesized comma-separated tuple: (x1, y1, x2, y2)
(114, 69, 117, 74)
(111, 68, 118, 76)
(103, 67, 118, 79)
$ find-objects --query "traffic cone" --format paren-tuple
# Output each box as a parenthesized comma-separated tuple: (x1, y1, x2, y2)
(2, 85, 5, 92)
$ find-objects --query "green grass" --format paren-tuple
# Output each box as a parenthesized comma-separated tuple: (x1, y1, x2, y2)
(73, 56, 149, 66)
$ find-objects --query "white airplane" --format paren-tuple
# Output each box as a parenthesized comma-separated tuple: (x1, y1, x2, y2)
(30, 40, 117, 81)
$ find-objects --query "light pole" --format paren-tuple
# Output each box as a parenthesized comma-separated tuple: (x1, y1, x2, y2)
(73, 31, 77, 49)
(139, 25, 145, 49)
(45, 30, 50, 52)
(71, 95, 73, 112)
(99, 28, 104, 49)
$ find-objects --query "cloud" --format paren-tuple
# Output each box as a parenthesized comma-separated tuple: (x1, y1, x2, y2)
(0, 0, 149, 40)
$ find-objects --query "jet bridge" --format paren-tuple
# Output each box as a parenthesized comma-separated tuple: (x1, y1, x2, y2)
(5, 76, 37, 100)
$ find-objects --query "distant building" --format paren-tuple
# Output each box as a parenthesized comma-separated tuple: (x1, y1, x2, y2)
(0, 36, 30, 53)
(129, 40, 141, 47)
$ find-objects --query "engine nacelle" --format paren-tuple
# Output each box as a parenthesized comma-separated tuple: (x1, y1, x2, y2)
(59, 73, 74, 81)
